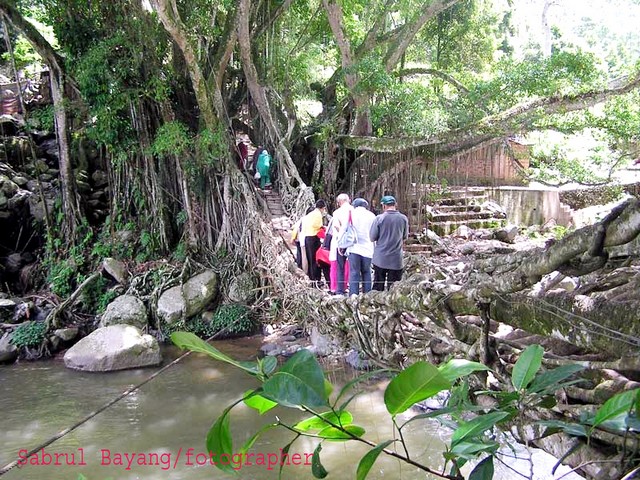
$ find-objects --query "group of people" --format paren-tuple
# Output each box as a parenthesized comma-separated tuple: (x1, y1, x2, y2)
(291, 194, 409, 296)
(236, 141, 273, 190)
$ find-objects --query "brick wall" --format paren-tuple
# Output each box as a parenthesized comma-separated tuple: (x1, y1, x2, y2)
(425, 139, 529, 186)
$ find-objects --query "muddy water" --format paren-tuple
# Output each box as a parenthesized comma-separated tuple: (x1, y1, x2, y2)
(0, 337, 580, 480)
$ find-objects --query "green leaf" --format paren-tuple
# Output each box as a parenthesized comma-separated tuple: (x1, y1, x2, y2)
(311, 443, 328, 478)
(451, 412, 510, 447)
(324, 379, 334, 398)
(469, 456, 494, 480)
(593, 389, 640, 429)
(538, 420, 587, 438)
(438, 359, 491, 383)
(294, 411, 353, 432)
(527, 363, 586, 394)
(278, 437, 298, 480)
(243, 390, 278, 415)
(384, 361, 451, 415)
(451, 441, 500, 459)
(171, 331, 259, 375)
(260, 356, 278, 375)
(262, 350, 329, 408)
(206, 406, 234, 474)
(263, 372, 328, 408)
(239, 423, 277, 455)
(317, 424, 366, 441)
(401, 406, 487, 430)
(512, 345, 544, 391)
(356, 440, 395, 480)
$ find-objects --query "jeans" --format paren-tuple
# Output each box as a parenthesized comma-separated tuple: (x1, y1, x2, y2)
(348, 254, 372, 296)
(372, 265, 403, 291)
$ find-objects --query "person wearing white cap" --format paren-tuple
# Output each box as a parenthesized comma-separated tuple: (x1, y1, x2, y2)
(369, 195, 408, 291)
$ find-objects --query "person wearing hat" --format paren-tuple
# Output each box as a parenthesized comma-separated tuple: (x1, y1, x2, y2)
(347, 198, 376, 295)
(369, 195, 409, 291)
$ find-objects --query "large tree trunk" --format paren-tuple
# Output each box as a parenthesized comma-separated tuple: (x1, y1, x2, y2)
(0, 1, 83, 241)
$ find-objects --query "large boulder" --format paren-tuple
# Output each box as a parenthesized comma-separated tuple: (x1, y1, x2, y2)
(102, 258, 128, 284)
(0, 333, 17, 363)
(157, 270, 218, 325)
(100, 295, 147, 329)
(63, 325, 161, 372)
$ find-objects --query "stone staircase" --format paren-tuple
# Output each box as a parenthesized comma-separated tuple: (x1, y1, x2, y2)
(260, 189, 297, 258)
(409, 186, 506, 238)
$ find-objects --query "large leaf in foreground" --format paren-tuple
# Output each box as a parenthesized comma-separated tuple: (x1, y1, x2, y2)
(206, 406, 234, 474)
(593, 388, 640, 429)
(171, 331, 259, 375)
(469, 456, 494, 480)
(512, 345, 543, 391)
(451, 412, 510, 447)
(527, 363, 586, 394)
(384, 361, 451, 415)
(262, 350, 328, 408)
(438, 359, 490, 383)
(294, 411, 353, 432)
(311, 443, 328, 478)
(243, 389, 278, 415)
(356, 440, 394, 480)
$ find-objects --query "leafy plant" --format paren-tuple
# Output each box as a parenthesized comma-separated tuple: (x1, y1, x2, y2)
(190, 305, 256, 339)
(10, 321, 47, 348)
(171, 331, 525, 479)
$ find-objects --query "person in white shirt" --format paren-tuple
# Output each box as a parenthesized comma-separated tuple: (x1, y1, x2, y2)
(347, 198, 376, 295)
(329, 193, 353, 294)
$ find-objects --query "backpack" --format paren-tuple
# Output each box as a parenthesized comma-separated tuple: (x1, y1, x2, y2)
(337, 211, 357, 251)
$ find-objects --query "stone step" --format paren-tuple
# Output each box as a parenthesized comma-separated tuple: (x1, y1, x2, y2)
(437, 195, 488, 206)
(425, 219, 506, 237)
(404, 244, 432, 254)
(427, 211, 497, 222)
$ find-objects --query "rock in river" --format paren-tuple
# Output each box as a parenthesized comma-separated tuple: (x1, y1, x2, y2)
(64, 325, 161, 372)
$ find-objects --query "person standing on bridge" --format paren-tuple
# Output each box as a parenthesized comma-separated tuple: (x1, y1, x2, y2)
(256, 147, 273, 190)
(347, 198, 376, 296)
(301, 199, 328, 284)
(330, 193, 353, 295)
(370, 195, 408, 291)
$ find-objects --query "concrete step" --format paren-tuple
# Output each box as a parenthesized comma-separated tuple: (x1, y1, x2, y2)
(437, 195, 488, 206)
(425, 219, 505, 236)
(404, 244, 432, 254)
(427, 211, 496, 222)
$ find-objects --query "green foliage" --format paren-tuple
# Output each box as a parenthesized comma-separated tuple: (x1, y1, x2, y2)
(10, 321, 47, 348)
(26, 105, 55, 131)
(467, 49, 605, 117)
(81, 276, 118, 314)
(173, 331, 595, 480)
(151, 121, 193, 157)
(46, 259, 76, 297)
(371, 81, 449, 137)
(188, 305, 256, 339)
(384, 361, 451, 415)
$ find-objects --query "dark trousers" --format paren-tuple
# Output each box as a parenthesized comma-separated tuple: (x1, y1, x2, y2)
(336, 252, 348, 294)
(348, 253, 372, 296)
(319, 262, 331, 287)
(305, 236, 322, 281)
(295, 242, 302, 269)
(372, 265, 403, 291)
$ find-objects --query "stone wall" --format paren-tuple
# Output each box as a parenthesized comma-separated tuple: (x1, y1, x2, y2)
(488, 186, 572, 226)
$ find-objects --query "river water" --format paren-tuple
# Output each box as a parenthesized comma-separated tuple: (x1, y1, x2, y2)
(0, 337, 581, 480)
